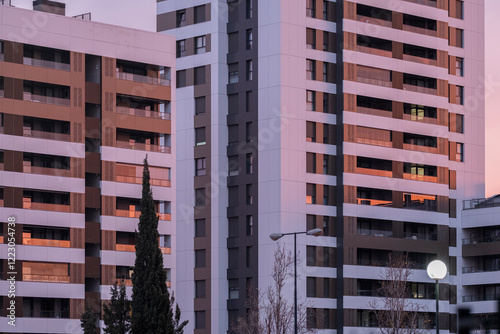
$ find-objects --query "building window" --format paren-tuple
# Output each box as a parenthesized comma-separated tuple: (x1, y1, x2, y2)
(195, 127, 206, 146)
(246, 122, 253, 142)
(229, 279, 239, 299)
(456, 28, 464, 48)
(323, 62, 328, 82)
(176, 9, 186, 27)
(195, 280, 206, 298)
(176, 70, 187, 88)
(246, 91, 253, 112)
(456, 85, 464, 105)
(323, 0, 328, 20)
(307, 277, 317, 297)
(456, 57, 464, 76)
(195, 249, 206, 268)
(195, 188, 206, 206)
(246, 215, 253, 235)
(306, 0, 315, 17)
(306, 90, 316, 111)
(246, 0, 253, 19)
(306, 183, 316, 204)
(195, 218, 206, 237)
(194, 5, 206, 24)
(456, 114, 464, 133)
(195, 96, 206, 115)
(176, 39, 186, 58)
(195, 35, 206, 54)
(246, 184, 253, 205)
(246, 246, 252, 267)
(246, 153, 253, 174)
(306, 59, 316, 80)
(195, 310, 206, 329)
(306, 28, 316, 49)
(195, 158, 206, 176)
(246, 60, 253, 81)
(246, 29, 253, 50)
(228, 63, 239, 84)
(457, 143, 464, 162)
(194, 66, 206, 85)
(456, 0, 464, 19)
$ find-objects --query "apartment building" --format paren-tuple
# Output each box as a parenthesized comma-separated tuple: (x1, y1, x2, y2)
(0, 1, 175, 333)
(158, 0, 484, 333)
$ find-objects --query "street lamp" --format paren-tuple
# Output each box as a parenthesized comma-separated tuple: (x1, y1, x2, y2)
(427, 260, 447, 334)
(269, 228, 322, 334)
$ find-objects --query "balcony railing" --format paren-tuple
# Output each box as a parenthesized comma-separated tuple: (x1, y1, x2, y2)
(356, 15, 392, 28)
(116, 141, 171, 154)
(116, 244, 171, 254)
(23, 92, 70, 106)
(402, 54, 437, 66)
(356, 45, 392, 58)
(116, 106, 171, 120)
(463, 294, 500, 302)
(23, 274, 70, 283)
(116, 71, 171, 87)
(115, 175, 171, 187)
(402, 143, 438, 154)
(403, 0, 437, 7)
(404, 232, 437, 241)
(402, 113, 438, 125)
(115, 209, 171, 221)
(356, 106, 392, 118)
(23, 238, 70, 248)
(23, 128, 71, 141)
(462, 235, 500, 245)
(23, 165, 71, 177)
(463, 265, 500, 274)
(23, 199, 70, 212)
(120, 278, 171, 288)
(403, 84, 437, 95)
(403, 173, 438, 183)
(357, 76, 393, 88)
(357, 258, 388, 267)
(357, 228, 393, 238)
(355, 167, 393, 178)
(463, 197, 500, 210)
(357, 198, 392, 207)
(23, 57, 70, 71)
(356, 137, 393, 148)
(403, 201, 437, 212)
(402, 24, 438, 37)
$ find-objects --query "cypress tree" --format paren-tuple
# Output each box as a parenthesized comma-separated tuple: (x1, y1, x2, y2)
(80, 307, 98, 334)
(103, 280, 131, 334)
(131, 157, 174, 334)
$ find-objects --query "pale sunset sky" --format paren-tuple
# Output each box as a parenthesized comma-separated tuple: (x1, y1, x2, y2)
(9, 0, 499, 197)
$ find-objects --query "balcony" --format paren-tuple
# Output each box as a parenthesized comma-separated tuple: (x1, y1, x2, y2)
(356, 106, 392, 118)
(115, 209, 171, 221)
(403, 173, 438, 183)
(23, 237, 70, 248)
(23, 128, 70, 141)
(404, 232, 437, 241)
(356, 45, 392, 58)
(23, 273, 70, 283)
(403, 84, 437, 95)
(403, 0, 437, 7)
(356, 15, 392, 28)
(355, 167, 392, 178)
(116, 71, 171, 86)
(116, 106, 171, 120)
(463, 294, 500, 303)
(115, 175, 171, 187)
(23, 57, 70, 71)
(402, 113, 438, 124)
(23, 198, 70, 212)
(463, 265, 500, 274)
(463, 235, 500, 245)
(23, 165, 71, 177)
(356, 66, 392, 88)
(402, 25, 438, 37)
(403, 193, 437, 211)
(463, 196, 500, 210)
(116, 244, 171, 254)
(357, 228, 393, 238)
(116, 140, 171, 153)
(23, 91, 70, 106)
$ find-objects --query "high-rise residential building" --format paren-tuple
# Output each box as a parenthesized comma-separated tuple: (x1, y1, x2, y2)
(157, 0, 484, 333)
(0, 1, 175, 332)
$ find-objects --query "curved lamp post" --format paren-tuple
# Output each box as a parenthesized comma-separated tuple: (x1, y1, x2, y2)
(269, 228, 322, 334)
(427, 260, 447, 334)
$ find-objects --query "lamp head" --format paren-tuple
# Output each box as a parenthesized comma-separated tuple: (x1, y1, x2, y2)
(427, 260, 447, 280)
(269, 233, 284, 241)
(306, 228, 323, 237)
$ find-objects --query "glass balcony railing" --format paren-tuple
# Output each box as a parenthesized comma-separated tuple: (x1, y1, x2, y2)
(23, 128, 71, 141)
(116, 71, 171, 87)
(403, 0, 437, 8)
(462, 235, 500, 245)
(462, 265, 500, 274)
(463, 294, 500, 302)
(356, 15, 392, 27)
(23, 92, 70, 106)
(403, 84, 437, 95)
(357, 228, 393, 237)
(23, 57, 70, 71)
(23, 237, 70, 248)
(403, 173, 438, 183)
(403, 232, 437, 241)
(23, 198, 70, 212)
(116, 243, 171, 254)
(116, 106, 171, 120)
(115, 175, 171, 187)
(116, 141, 171, 153)
(463, 197, 500, 210)
(23, 165, 71, 177)
(115, 209, 171, 221)
(23, 274, 70, 283)
(357, 198, 392, 207)
(402, 24, 438, 37)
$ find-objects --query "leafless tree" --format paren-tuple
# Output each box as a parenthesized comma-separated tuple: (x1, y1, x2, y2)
(232, 245, 317, 334)
(369, 253, 428, 334)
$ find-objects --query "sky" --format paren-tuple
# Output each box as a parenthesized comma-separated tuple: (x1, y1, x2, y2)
(8, 0, 500, 197)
